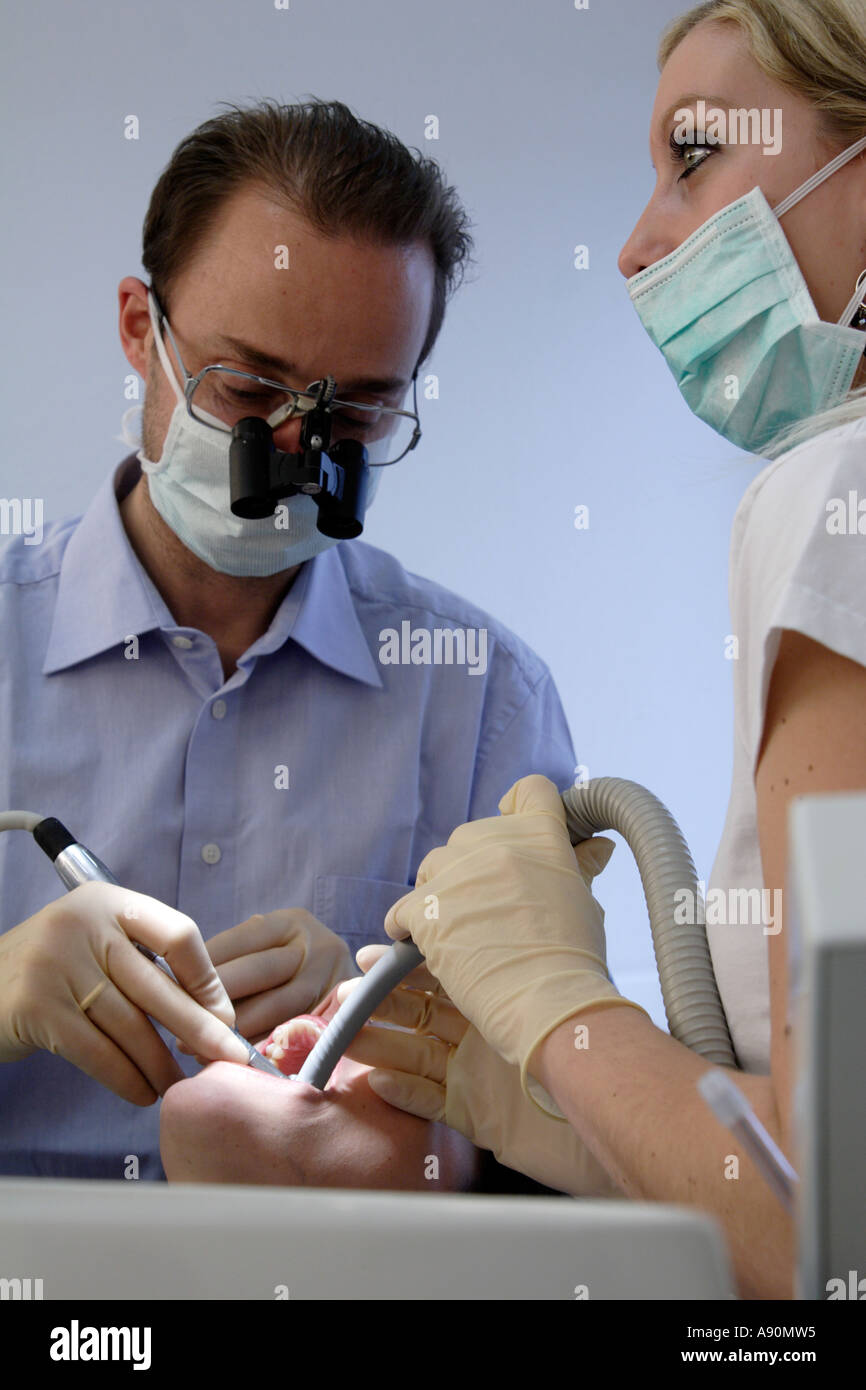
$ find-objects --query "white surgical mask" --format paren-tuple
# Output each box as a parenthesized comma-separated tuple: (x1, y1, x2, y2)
(134, 291, 380, 576)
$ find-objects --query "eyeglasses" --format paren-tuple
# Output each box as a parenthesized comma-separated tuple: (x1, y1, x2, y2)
(148, 289, 422, 468)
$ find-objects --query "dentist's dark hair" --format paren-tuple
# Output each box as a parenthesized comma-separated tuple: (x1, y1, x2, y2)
(141, 98, 475, 371)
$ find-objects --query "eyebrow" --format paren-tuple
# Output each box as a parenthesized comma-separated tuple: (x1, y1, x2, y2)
(213, 333, 409, 395)
(658, 93, 734, 133)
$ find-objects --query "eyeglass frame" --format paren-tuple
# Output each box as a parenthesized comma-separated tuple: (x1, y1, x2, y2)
(147, 287, 422, 467)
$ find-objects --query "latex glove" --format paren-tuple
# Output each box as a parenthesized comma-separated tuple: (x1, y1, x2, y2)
(203, 909, 354, 1041)
(338, 944, 620, 1197)
(384, 775, 649, 1110)
(0, 881, 250, 1104)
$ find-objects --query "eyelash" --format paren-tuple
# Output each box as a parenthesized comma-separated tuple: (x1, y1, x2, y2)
(668, 131, 714, 180)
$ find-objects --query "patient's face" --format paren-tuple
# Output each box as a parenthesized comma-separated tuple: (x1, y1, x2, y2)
(160, 986, 479, 1191)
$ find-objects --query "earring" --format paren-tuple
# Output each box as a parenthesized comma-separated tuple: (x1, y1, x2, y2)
(852, 268, 866, 331)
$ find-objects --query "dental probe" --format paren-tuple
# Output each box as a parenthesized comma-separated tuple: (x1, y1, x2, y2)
(698, 1068, 799, 1212)
(28, 815, 286, 1080)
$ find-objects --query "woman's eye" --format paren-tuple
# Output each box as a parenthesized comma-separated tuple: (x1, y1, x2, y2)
(669, 131, 714, 180)
(682, 144, 712, 176)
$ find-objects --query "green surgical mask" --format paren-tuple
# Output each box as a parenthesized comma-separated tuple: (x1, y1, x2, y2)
(627, 135, 866, 455)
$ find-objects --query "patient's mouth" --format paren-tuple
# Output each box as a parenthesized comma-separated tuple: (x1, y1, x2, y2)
(262, 1016, 328, 1077)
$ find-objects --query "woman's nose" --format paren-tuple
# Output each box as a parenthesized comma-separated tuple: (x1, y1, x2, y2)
(617, 232, 645, 281)
(617, 199, 674, 280)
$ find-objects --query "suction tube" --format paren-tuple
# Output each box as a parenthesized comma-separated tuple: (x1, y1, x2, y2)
(296, 939, 425, 1088)
(561, 779, 735, 1067)
(297, 777, 736, 1088)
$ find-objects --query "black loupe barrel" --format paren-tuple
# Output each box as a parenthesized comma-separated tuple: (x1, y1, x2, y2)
(230, 417, 276, 518)
(317, 440, 370, 538)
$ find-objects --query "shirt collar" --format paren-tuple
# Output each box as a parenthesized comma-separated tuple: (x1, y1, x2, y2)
(43, 457, 383, 688)
(269, 543, 383, 688)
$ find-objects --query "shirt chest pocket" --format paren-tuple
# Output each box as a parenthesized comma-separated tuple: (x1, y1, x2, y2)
(313, 875, 413, 959)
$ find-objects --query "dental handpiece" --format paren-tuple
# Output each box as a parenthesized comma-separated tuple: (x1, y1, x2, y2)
(11, 773, 734, 1096)
(31, 817, 286, 1080)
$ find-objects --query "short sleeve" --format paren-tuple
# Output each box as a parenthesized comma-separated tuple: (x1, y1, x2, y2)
(729, 416, 866, 776)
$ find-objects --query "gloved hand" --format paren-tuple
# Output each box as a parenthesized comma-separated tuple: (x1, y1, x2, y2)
(384, 775, 649, 1110)
(0, 881, 250, 1104)
(338, 945, 620, 1197)
(203, 909, 354, 1041)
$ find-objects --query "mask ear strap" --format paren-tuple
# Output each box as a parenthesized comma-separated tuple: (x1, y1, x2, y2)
(837, 267, 866, 336)
(146, 289, 185, 405)
(774, 133, 866, 218)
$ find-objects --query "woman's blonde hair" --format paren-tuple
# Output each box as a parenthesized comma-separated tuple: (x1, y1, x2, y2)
(659, 0, 866, 457)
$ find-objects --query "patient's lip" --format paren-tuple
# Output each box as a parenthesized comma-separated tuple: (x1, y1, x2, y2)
(262, 1015, 327, 1076)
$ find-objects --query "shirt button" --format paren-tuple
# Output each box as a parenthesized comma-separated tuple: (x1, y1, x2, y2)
(212, 699, 227, 720)
(201, 843, 222, 865)
(172, 635, 193, 650)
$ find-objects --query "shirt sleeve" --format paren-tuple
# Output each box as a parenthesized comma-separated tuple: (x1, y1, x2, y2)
(467, 665, 577, 820)
(730, 418, 866, 776)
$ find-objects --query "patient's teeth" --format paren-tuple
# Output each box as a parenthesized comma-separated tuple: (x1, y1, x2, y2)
(286, 1019, 321, 1042)
(265, 1014, 327, 1076)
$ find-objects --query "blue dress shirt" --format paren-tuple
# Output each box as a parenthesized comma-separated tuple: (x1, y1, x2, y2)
(0, 457, 576, 1178)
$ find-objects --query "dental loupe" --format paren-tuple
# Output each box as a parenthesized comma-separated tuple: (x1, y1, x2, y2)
(229, 374, 370, 540)
(1, 776, 737, 1092)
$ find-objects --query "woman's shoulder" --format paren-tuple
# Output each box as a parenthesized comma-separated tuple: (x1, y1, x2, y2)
(727, 413, 866, 701)
(733, 415, 866, 559)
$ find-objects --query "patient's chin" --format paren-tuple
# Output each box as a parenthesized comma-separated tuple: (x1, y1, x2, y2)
(159, 1029, 399, 1187)
(160, 1060, 329, 1184)
(159, 991, 481, 1191)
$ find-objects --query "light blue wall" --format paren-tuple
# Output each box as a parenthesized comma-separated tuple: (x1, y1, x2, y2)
(1, 0, 758, 1024)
